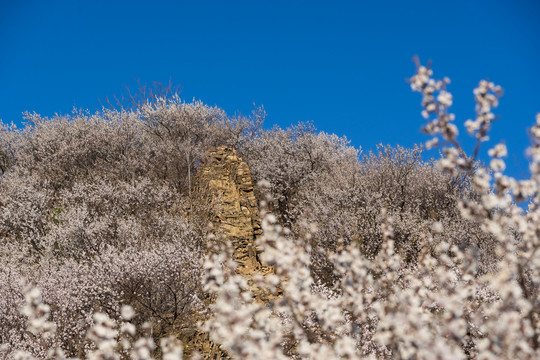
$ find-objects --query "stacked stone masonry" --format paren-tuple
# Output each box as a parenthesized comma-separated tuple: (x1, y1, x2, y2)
(188, 146, 273, 359)
(195, 146, 264, 275)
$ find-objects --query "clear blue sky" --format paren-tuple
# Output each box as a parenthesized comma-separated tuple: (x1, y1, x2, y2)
(1, 1, 539, 178)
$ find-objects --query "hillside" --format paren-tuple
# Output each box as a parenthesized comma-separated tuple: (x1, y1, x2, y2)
(1, 65, 539, 359)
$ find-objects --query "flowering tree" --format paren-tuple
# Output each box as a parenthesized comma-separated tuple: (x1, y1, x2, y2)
(201, 62, 540, 359)
(2, 60, 540, 359)
(0, 100, 235, 357)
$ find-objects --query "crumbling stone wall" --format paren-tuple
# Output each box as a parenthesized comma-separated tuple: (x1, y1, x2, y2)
(195, 146, 263, 275)
(187, 146, 277, 359)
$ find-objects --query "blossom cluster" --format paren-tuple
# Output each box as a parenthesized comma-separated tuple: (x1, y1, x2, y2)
(1, 286, 184, 360)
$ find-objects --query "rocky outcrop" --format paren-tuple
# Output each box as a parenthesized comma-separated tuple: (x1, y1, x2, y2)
(187, 146, 280, 359)
(195, 146, 264, 275)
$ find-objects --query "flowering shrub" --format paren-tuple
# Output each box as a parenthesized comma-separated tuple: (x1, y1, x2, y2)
(201, 62, 540, 359)
(0, 239, 201, 358)
(241, 125, 495, 285)
(2, 61, 540, 359)
(1, 285, 185, 360)
(0, 99, 232, 358)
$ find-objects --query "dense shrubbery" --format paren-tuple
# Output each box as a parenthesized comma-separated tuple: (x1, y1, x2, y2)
(201, 63, 540, 359)
(0, 62, 537, 359)
(240, 125, 495, 284)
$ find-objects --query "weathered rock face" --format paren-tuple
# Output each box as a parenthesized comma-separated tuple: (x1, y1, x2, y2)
(195, 146, 263, 275)
(187, 146, 278, 359)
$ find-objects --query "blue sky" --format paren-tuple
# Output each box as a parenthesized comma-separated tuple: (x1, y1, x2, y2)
(1, 1, 539, 178)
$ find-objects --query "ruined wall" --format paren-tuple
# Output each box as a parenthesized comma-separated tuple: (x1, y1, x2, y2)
(185, 146, 267, 359)
(195, 146, 264, 275)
